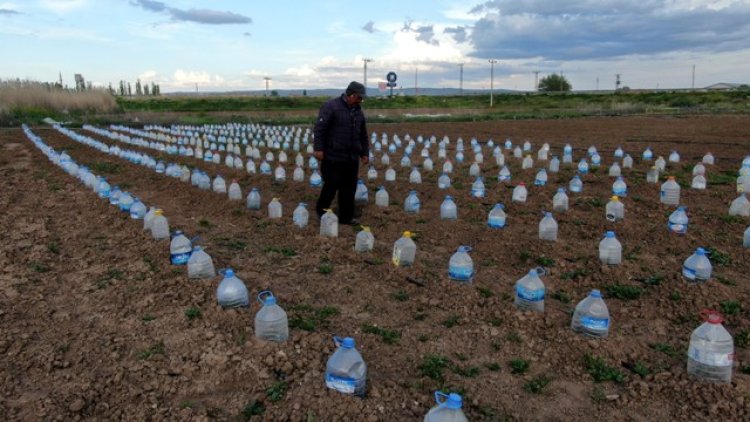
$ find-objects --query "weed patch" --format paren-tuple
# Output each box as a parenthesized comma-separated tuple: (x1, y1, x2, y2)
(524, 375, 552, 394)
(288, 304, 339, 331)
(419, 354, 451, 381)
(185, 307, 202, 319)
(603, 284, 644, 300)
(720, 300, 741, 316)
(136, 341, 165, 360)
(509, 358, 530, 374)
(266, 381, 288, 403)
(584, 354, 624, 383)
(362, 324, 401, 344)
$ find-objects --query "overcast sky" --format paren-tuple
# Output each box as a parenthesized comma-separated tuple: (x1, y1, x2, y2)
(1, 0, 749, 93)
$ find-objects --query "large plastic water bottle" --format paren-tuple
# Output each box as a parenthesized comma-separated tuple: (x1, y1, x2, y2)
(268, 198, 282, 219)
(246, 187, 261, 210)
(320, 209, 339, 237)
(385, 168, 397, 182)
(605, 196, 625, 221)
(669, 150, 680, 163)
(598, 231, 622, 265)
(552, 188, 569, 212)
(623, 154, 633, 168)
(255, 291, 288, 342)
(569, 175, 583, 193)
(563, 143, 572, 155)
(423, 157, 434, 171)
(424, 391, 468, 422)
(488, 204, 506, 228)
(437, 173, 451, 189)
(498, 165, 511, 182)
(562, 152, 573, 164)
(325, 336, 367, 396)
(150, 209, 170, 240)
(612, 177, 627, 196)
(469, 162, 480, 177)
(571, 289, 610, 338)
(577, 159, 589, 174)
(130, 198, 147, 219)
(355, 180, 369, 203)
(549, 156, 560, 173)
(691, 174, 707, 190)
(170, 231, 192, 265)
(216, 269, 249, 308)
(538, 212, 558, 241)
(293, 203, 309, 228)
(614, 146, 624, 158)
(668, 206, 689, 234)
(409, 167, 422, 184)
(228, 179, 242, 200)
(512, 182, 528, 203)
(212, 175, 227, 194)
(274, 165, 286, 182)
(448, 246, 473, 282)
(692, 163, 706, 176)
(646, 166, 659, 184)
(514, 268, 545, 312)
(440, 196, 458, 220)
(96, 177, 111, 199)
(404, 190, 420, 213)
(702, 152, 715, 165)
(534, 168, 548, 186)
(521, 155, 533, 169)
(392, 231, 416, 266)
(660, 176, 680, 205)
(260, 160, 271, 175)
(729, 194, 750, 216)
(744, 226, 750, 247)
(354, 226, 375, 252)
(375, 186, 389, 207)
(187, 246, 215, 279)
(471, 177, 485, 198)
(367, 166, 377, 180)
(683, 247, 712, 283)
(309, 169, 322, 187)
(642, 147, 653, 161)
(687, 310, 734, 383)
(655, 156, 667, 171)
(591, 153, 601, 168)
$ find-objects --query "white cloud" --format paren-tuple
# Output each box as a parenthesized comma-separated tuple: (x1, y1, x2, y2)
(171, 69, 225, 87)
(40, 0, 87, 13)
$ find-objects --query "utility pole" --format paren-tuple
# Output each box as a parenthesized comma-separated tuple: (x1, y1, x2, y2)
(414, 67, 419, 96)
(615, 74, 621, 91)
(458, 63, 464, 95)
(692, 64, 696, 90)
(488, 59, 498, 107)
(362, 58, 373, 96)
(596, 76, 599, 91)
(264, 77, 271, 96)
(534, 70, 539, 92)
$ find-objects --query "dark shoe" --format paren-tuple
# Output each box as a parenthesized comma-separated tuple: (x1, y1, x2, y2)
(341, 218, 360, 226)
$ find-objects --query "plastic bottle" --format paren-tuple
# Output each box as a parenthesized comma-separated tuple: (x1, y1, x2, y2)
(498, 165, 511, 182)
(598, 231, 622, 265)
(614, 146, 624, 158)
(423, 391, 468, 422)
(534, 168, 548, 186)
(246, 187, 261, 210)
(440, 196, 458, 220)
(143, 206, 156, 231)
(404, 190, 421, 213)
(512, 182, 528, 203)
(375, 186, 389, 207)
(605, 196, 625, 221)
(170, 231, 192, 265)
(683, 247, 712, 283)
(577, 159, 589, 174)
(384, 168, 396, 182)
(744, 226, 750, 248)
(646, 166, 659, 184)
(591, 153, 601, 168)
(117, 191, 134, 212)
(150, 209, 170, 240)
(669, 150, 680, 163)
(691, 174, 707, 190)
(687, 310, 734, 383)
(702, 152, 715, 165)
(553, 188, 569, 212)
(623, 154, 633, 169)
(562, 152, 573, 164)
(367, 166, 377, 180)
(660, 176, 680, 205)
(514, 268, 545, 312)
(325, 336, 367, 396)
(471, 177, 485, 198)
(642, 147, 653, 161)
(355, 180, 369, 203)
(514, 146, 523, 158)
(571, 289, 610, 338)
(612, 177, 627, 196)
(409, 167, 422, 184)
(522, 155, 533, 169)
(216, 269, 249, 308)
(655, 156, 666, 171)
(354, 226, 375, 252)
(538, 212, 558, 241)
(320, 209, 339, 237)
(438, 173, 451, 189)
(96, 177, 111, 199)
(187, 246, 215, 279)
(443, 160, 453, 174)
(692, 163, 706, 176)
(549, 156, 560, 173)
(392, 231, 417, 267)
(569, 175, 583, 193)
(129, 198, 147, 219)
(212, 175, 227, 194)
(293, 203, 309, 228)
(448, 246, 473, 282)
(729, 194, 750, 217)
(268, 198, 282, 219)
(487, 204, 506, 228)
(255, 291, 289, 342)
(228, 180, 242, 200)
(668, 206, 689, 234)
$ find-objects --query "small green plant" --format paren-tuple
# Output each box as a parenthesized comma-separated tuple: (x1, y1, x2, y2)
(179, 400, 196, 409)
(137, 341, 165, 360)
(629, 361, 650, 377)
(716, 275, 737, 286)
(591, 386, 607, 403)
(650, 343, 680, 358)
(47, 241, 60, 254)
(535, 255, 555, 267)
(362, 324, 401, 344)
(736, 330, 749, 349)
(442, 315, 460, 328)
(669, 291, 681, 301)
(241, 400, 265, 419)
(639, 274, 664, 286)
(561, 269, 587, 280)
(418, 334, 430, 342)
(392, 290, 409, 301)
(215, 237, 248, 251)
(706, 248, 731, 266)
(518, 250, 532, 262)
(603, 284, 644, 300)
(718, 214, 741, 224)
(264, 246, 297, 257)
(509, 358, 530, 374)
(416, 218, 428, 224)
(90, 161, 120, 174)
(506, 332, 522, 343)
(524, 375, 552, 394)
(451, 364, 480, 378)
(197, 218, 212, 228)
(485, 362, 501, 371)
(720, 300, 741, 316)
(477, 286, 494, 298)
(419, 354, 451, 381)
(551, 290, 571, 304)
(318, 262, 333, 274)
(142, 314, 156, 322)
(488, 317, 503, 327)
(185, 307, 202, 319)
(266, 381, 288, 402)
(414, 312, 427, 321)
(29, 261, 49, 273)
(584, 354, 624, 383)
(288, 304, 339, 331)
(741, 364, 750, 375)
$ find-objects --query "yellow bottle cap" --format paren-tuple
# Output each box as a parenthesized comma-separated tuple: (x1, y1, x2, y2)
(611, 195, 619, 201)
(362, 226, 370, 232)
(403, 231, 411, 237)
(154, 209, 163, 216)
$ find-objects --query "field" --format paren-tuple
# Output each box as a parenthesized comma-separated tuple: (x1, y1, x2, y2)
(1, 114, 749, 420)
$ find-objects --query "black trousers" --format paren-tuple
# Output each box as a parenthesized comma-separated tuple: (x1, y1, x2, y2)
(316, 159, 359, 222)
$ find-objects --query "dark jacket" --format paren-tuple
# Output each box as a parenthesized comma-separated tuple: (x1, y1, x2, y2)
(313, 94, 369, 162)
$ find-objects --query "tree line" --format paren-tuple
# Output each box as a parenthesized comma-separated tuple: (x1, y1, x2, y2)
(109, 79, 161, 97)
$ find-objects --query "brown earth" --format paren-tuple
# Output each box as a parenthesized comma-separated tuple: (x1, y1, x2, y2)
(1, 115, 749, 421)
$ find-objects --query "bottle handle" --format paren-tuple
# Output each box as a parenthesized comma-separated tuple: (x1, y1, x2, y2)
(257, 290, 273, 304)
(434, 391, 448, 406)
(699, 309, 723, 323)
(333, 336, 343, 347)
(534, 266, 547, 276)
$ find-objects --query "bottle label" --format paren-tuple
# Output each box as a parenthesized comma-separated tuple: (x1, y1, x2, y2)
(449, 266, 473, 281)
(682, 266, 697, 280)
(471, 189, 485, 198)
(488, 217, 505, 228)
(688, 346, 734, 366)
(668, 222, 687, 234)
(516, 286, 544, 302)
(614, 188, 627, 196)
(534, 179, 546, 186)
(325, 374, 357, 394)
(581, 316, 609, 330)
(171, 252, 191, 265)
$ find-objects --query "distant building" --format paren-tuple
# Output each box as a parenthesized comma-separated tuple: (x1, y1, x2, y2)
(704, 82, 742, 90)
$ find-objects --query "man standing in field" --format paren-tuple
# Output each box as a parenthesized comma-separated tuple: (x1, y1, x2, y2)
(314, 81, 370, 225)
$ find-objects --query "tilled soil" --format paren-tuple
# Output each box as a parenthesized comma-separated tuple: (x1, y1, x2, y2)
(1, 114, 749, 421)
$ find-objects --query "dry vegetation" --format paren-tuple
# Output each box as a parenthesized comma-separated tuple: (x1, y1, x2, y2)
(0, 79, 118, 115)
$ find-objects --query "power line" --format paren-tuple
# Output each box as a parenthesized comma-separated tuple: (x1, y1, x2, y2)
(488, 59, 498, 107)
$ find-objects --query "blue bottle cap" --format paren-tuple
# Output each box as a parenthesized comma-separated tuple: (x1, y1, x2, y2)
(606, 231, 615, 238)
(341, 337, 355, 348)
(696, 247, 706, 255)
(445, 393, 463, 409)
(224, 269, 235, 278)
(258, 290, 276, 305)
(445, 195, 453, 200)
(529, 268, 538, 276)
(557, 188, 565, 192)
(457, 246, 471, 253)
(590, 289, 602, 298)
(495, 203, 505, 209)
(192, 246, 203, 252)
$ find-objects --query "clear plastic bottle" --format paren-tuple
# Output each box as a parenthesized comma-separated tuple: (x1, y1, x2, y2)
(354, 226, 375, 252)
(440, 196, 458, 220)
(514, 268, 545, 312)
(692, 163, 706, 176)
(702, 152, 715, 165)
(614, 146, 624, 158)
(512, 182, 528, 203)
(325, 336, 367, 396)
(569, 175, 583, 193)
(469, 162, 480, 177)
(691, 174, 707, 190)
(683, 247, 712, 283)
(646, 166, 659, 184)
(392, 231, 417, 267)
(261, 161, 272, 174)
(687, 310, 734, 383)
(438, 173, 451, 189)
(577, 159, 589, 174)
(143, 206, 156, 231)
(212, 175, 227, 194)
(150, 209, 170, 240)
(522, 155, 533, 169)
(255, 291, 289, 342)
(729, 194, 750, 217)
(488, 204, 506, 228)
(549, 156, 560, 173)
(375, 186, 389, 207)
(274, 165, 286, 182)
(514, 146, 523, 158)
(246, 187, 261, 210)
(642, 147, 653, 161)
(668, 150, 680, 163)
(660, 176, 680, 205)
(538, 212, 558, 241)
(129, 198, 146, 220)
(423, 391, 468, 422)
(367, 166, 377, 180)
(355, 180, 369, 203)
(404, 190, 421, 213)
(228, 179, 242, 200)
(471, 177, 485, 198)
(562, 152, 573, 164)
(571, 289, 610, 338)
(668, 206, 688, 234)
(170, 231, 192, 265)
(318, 209, 337, 237)
(293, 203, 309, 228)
(608, 162, 621, 177)
(448, 246, 473, 282)
(612, 177, 627, 196)
(293, 166, 305, 182)
(655, 156, 666, 171)
(309, 169, 322, 187)
(409, 167, 422, 184)
(268, 198, 282, 219)
(534, 168, 548, 186)
(598, 231, 622, 265)
(187, 246, 215, 279)
(96, 177, 111, 199)
(605, 196, 625, 221)
(623, 154, 633, 168)
(744, 226, 750, 248)
(498, 165, 511, 182)
(216, 269, 249, 308)
(552, 188, 569, 212)
(385, 168, 397, 182)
